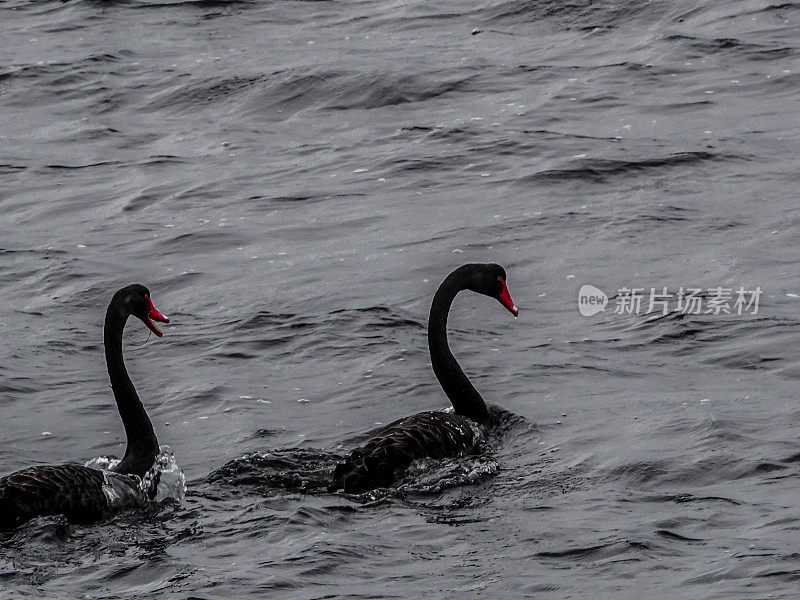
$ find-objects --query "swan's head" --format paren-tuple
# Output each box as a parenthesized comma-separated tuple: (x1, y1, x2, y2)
(461, 263, 519, 317)
(118, 284, 170, 337)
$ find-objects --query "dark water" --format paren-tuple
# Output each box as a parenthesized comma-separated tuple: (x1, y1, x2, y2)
(2, 0, 800, 597)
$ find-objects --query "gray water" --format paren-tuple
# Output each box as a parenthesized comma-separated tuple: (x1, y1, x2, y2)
(2, 0, 800, 598)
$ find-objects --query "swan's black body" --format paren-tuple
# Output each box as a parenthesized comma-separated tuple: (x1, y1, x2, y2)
(329, 264, 517, 493)
(0, 285, 169, 529)
(0, 465, 109, 529)
(328, 411, 480, 493)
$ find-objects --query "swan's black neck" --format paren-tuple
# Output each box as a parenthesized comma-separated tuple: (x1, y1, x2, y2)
(428, 270, 489, 424)
(104, 301, 158, 478)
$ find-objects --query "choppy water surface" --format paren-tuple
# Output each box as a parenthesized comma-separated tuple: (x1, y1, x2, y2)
(2, 0, 800, 597)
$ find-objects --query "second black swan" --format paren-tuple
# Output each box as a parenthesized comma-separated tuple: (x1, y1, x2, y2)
(328, 263, 518, 493)
(0, 284, 170, 529)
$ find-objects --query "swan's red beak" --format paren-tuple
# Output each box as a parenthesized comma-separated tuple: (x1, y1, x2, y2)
(144, 295, 169, 337)
(498, 280, 519, 317)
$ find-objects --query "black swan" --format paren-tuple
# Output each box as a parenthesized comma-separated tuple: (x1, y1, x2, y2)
(0, 284, 170, 529)
(328, 263, 518, 493)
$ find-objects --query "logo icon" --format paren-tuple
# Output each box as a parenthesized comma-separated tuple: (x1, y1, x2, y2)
(578, 284, 608, 316)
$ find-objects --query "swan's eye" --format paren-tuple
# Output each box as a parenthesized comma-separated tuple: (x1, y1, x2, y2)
(495, 276, 505, 295)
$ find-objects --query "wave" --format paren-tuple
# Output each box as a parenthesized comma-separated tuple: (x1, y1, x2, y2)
(145, 68, 476, 120)
(518, 151, 738, 185)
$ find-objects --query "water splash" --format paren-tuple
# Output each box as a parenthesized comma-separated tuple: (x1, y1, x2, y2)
(207, 443, 500, 501)
(84, 445, 186, 508)
(397, 455, 500, 494)
(100, 471, 146, 510)
(83, 455, 121, 471)
(142, 445, 186, 503)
